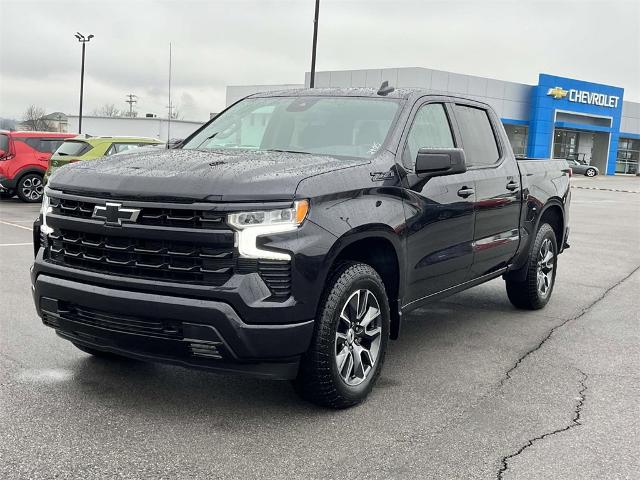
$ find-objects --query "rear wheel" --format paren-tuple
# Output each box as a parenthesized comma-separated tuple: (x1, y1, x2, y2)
(17, 173, 44, 202)
(294, 263, 390, 408)
(506, 223, 558, 310)
(585, 168, 597, 177)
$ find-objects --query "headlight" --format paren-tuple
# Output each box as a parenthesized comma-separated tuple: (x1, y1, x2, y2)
(228, 200, 309, 260)
(40, 191, 53, 235)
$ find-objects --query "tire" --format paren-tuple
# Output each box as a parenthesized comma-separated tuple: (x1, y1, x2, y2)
(16, 173, 44, 202)
(73, 343, 119, 359)
(505, 223, 558, 310)
(294, 262, 390, 409)
(585, 168, 597, 177)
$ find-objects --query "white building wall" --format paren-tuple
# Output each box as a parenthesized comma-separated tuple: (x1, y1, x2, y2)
(224, 68, 640, 134)
(66, 116, 203, 141)
(620, 101, 640, 135)
(302, 67, 533, 121)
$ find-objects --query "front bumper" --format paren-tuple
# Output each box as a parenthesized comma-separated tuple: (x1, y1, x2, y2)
(32, 273, 315, 379)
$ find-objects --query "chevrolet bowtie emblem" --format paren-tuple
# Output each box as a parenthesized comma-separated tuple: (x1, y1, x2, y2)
(547, 86, 568, 99)
(92, 202, 141, 226)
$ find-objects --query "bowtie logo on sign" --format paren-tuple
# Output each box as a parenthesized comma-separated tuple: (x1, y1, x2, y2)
(547, 87, 568, 99)
(547, 86, 620, 108)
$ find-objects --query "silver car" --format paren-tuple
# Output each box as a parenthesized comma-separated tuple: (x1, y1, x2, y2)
(566, 159, 599, 177)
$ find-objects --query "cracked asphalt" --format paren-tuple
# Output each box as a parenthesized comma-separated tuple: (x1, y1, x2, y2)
(1, 176, 638, 480)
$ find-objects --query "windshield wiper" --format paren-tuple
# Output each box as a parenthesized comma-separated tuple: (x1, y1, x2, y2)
(194, 132, 218, 149)
(264, 149, 313, 155)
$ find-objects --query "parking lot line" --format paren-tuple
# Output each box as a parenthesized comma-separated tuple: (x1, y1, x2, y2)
(0, 219, 33, 231)
(0, 242, 33, 247)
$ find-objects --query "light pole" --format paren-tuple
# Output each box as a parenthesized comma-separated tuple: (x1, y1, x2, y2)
(309, 0, 320, 88)
(75, 32, 94, 134)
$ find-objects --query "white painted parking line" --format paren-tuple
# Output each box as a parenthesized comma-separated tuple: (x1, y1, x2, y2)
(0, 242, 33, 247)
(0, 219, 33, 231)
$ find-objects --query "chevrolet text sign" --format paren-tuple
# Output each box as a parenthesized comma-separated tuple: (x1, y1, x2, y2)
(547, 86, 620, 108)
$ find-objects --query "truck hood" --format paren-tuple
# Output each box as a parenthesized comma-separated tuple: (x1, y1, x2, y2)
(48, 148, 365, 201)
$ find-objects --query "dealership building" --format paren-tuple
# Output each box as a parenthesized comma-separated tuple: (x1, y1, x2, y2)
(226, 68, 640, 175)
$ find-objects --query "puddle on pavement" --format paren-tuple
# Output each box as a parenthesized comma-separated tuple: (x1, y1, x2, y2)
(17, 368, 73, 383)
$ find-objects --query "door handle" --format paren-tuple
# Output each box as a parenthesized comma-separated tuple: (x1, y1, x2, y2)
(457, 186, 475, 198)
(506, 180, 520, 191)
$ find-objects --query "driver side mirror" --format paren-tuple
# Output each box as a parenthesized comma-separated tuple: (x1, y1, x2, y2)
(415, 148, 467, 177)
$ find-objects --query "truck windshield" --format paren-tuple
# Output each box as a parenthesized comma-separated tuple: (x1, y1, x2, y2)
(182, 96, 401, 159)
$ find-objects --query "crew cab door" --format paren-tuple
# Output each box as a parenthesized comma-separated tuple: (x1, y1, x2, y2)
(400, 100, 476, 303)
(450, 103, 522, 278)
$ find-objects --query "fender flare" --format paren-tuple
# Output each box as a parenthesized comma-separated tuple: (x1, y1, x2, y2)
(507, 198, 565, 282)
(534, 198, 565, 243)
(15, 166, 46, 184)
(322, 224, 405, 339)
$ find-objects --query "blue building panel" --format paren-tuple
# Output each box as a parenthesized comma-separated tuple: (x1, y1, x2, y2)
(527, 74, 624, 174)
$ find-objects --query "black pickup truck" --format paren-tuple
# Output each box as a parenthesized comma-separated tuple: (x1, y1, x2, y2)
(32, 86, 570, 408)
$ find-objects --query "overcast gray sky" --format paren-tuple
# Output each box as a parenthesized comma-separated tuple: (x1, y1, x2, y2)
(1, 0, 638, 121)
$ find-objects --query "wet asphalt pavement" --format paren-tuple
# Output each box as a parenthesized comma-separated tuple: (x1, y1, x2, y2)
(0, 176, 638, 479)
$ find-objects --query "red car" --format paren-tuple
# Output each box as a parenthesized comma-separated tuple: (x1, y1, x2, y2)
(0, 131, 76, 202)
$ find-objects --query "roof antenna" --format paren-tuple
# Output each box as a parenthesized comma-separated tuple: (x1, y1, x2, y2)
(377, 80, 394, 96)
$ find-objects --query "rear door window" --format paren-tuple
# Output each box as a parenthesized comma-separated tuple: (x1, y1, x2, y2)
(41, 139, 65, 153)
(106, 143, 149, 156)
(55, 141, 92, 156)
(453, 104, 500, 167)
(25, 138, 44, 152)
(24, 138, 66, 154)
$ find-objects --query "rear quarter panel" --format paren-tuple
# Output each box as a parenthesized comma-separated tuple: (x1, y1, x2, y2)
(3, 138, 40, 179)
(510, 158, 571, 270)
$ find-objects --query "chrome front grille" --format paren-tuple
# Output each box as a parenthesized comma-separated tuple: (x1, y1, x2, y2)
(44, 193, 292, 297)
(48, 229, 235, 284)
(50, 196, 227, 229)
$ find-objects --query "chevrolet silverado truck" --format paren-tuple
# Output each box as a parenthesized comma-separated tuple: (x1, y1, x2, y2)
(32, 86, 570, 408)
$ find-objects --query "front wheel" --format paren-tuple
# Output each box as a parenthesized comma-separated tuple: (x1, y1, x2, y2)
(17, 173, 44, 202)
(585, 168, 597, 177)
(505, 223, 558, 310)
(294, 263, 390, 408)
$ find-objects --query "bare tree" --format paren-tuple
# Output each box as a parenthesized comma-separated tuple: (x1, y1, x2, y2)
(22, 105, 54, 131)
(93, 103, 121, 117)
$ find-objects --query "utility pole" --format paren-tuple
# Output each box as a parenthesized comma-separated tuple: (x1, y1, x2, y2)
(167, 42, 172, 145)
(309, 0, 320, 88)
(74, 32, 94, 134)
(125, 94, 138, 117)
